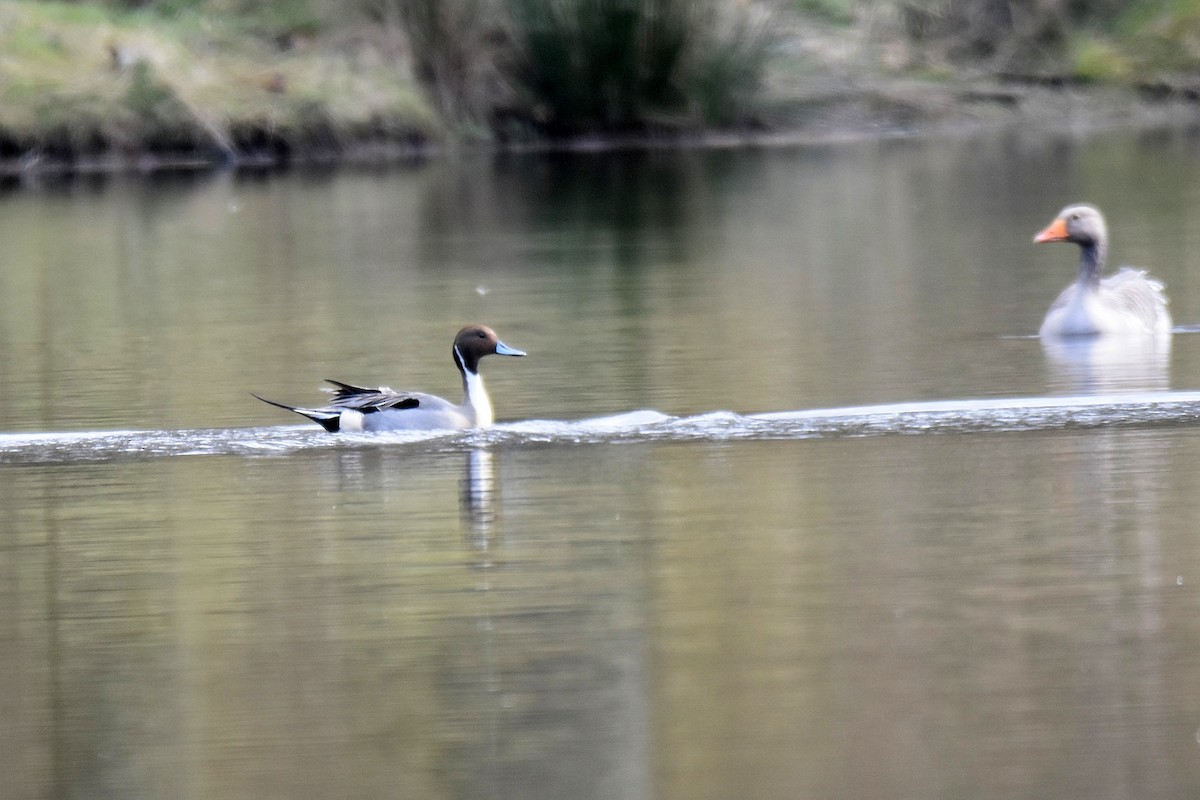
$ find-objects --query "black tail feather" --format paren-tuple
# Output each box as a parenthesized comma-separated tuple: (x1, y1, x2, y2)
(251, 393, 342, 433)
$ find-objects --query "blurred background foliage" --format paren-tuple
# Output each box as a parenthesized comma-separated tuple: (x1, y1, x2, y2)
(870, 0, 1200, 77)
(336, 0, 783, 134)
(6, 0, 1200, 156)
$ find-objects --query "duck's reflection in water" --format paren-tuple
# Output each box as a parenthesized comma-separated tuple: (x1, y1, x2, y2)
(461, 448, 497, 550)
(1041, 333, 1171, 395)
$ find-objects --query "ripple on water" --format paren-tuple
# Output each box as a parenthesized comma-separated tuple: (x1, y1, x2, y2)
(3, 392, 1200, 465)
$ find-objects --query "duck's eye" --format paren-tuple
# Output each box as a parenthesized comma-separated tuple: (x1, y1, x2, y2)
(1069, 213, 1079, 221)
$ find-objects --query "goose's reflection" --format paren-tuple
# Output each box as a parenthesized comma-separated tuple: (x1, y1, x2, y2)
(1041, 334, 1171, 395)
(461, 448, 497, 548)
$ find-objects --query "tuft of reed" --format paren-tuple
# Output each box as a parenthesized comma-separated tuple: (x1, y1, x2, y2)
(506, 0, 780, 134)
(380, 0, 780, 136)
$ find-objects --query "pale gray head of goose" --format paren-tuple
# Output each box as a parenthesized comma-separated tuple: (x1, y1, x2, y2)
(452, 324, 526, 375)
(1033, 204, 1107, 248)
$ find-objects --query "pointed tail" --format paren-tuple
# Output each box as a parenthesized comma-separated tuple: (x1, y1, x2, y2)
(251, 393, 342, 433)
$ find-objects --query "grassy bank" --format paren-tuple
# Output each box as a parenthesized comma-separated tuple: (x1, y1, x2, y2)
(863, 1, 1200, 80)
(5, 0, 1200, 172)
(0, 0, 441, 170)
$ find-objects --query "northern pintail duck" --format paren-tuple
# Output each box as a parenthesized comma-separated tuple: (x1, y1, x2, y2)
(1033, 204, 1171, 337)
(255, 324, 525, 432)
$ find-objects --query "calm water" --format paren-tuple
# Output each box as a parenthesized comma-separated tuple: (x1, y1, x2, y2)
(4, 127, 1200, 799)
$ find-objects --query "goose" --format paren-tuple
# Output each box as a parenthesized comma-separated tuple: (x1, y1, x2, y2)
(1033, 204, 1170, 337)
(254, 324, 525, 432)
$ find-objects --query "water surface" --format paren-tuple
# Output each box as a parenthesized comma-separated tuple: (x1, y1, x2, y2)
(4, 127, 1200, 799)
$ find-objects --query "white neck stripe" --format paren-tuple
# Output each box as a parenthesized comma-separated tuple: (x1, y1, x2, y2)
(464, 370, 493, 426)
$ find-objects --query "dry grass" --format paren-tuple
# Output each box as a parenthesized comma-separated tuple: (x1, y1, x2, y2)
(5, 0, 1200, 165)
(0, 1, 441, 165)
(871, 0, 1200, 80)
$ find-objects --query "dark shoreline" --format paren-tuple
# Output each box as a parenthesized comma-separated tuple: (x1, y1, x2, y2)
(4, 78, 1200, 180)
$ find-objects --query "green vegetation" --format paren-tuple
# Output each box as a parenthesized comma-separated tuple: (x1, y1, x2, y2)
(793, 0, 853, 26)
(504, 0, 778, 133)
(0, 0, 782, 165)
(4, 0, 1200, 168)
(1070, 36, 1134, 83)
(371, 0, 780, 136)
(0, 0, 441, 166)
(879, 0, 1200, 80)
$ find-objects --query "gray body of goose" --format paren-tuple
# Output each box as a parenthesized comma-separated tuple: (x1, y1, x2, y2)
(1033, 204, 1171, 337)
(255, 324, 525, 432)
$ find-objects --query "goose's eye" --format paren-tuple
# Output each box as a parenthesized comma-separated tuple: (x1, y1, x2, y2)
(1069, 213, 1079, 221)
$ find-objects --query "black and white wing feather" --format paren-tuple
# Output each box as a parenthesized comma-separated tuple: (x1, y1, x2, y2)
(322, 380, 421, 412)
